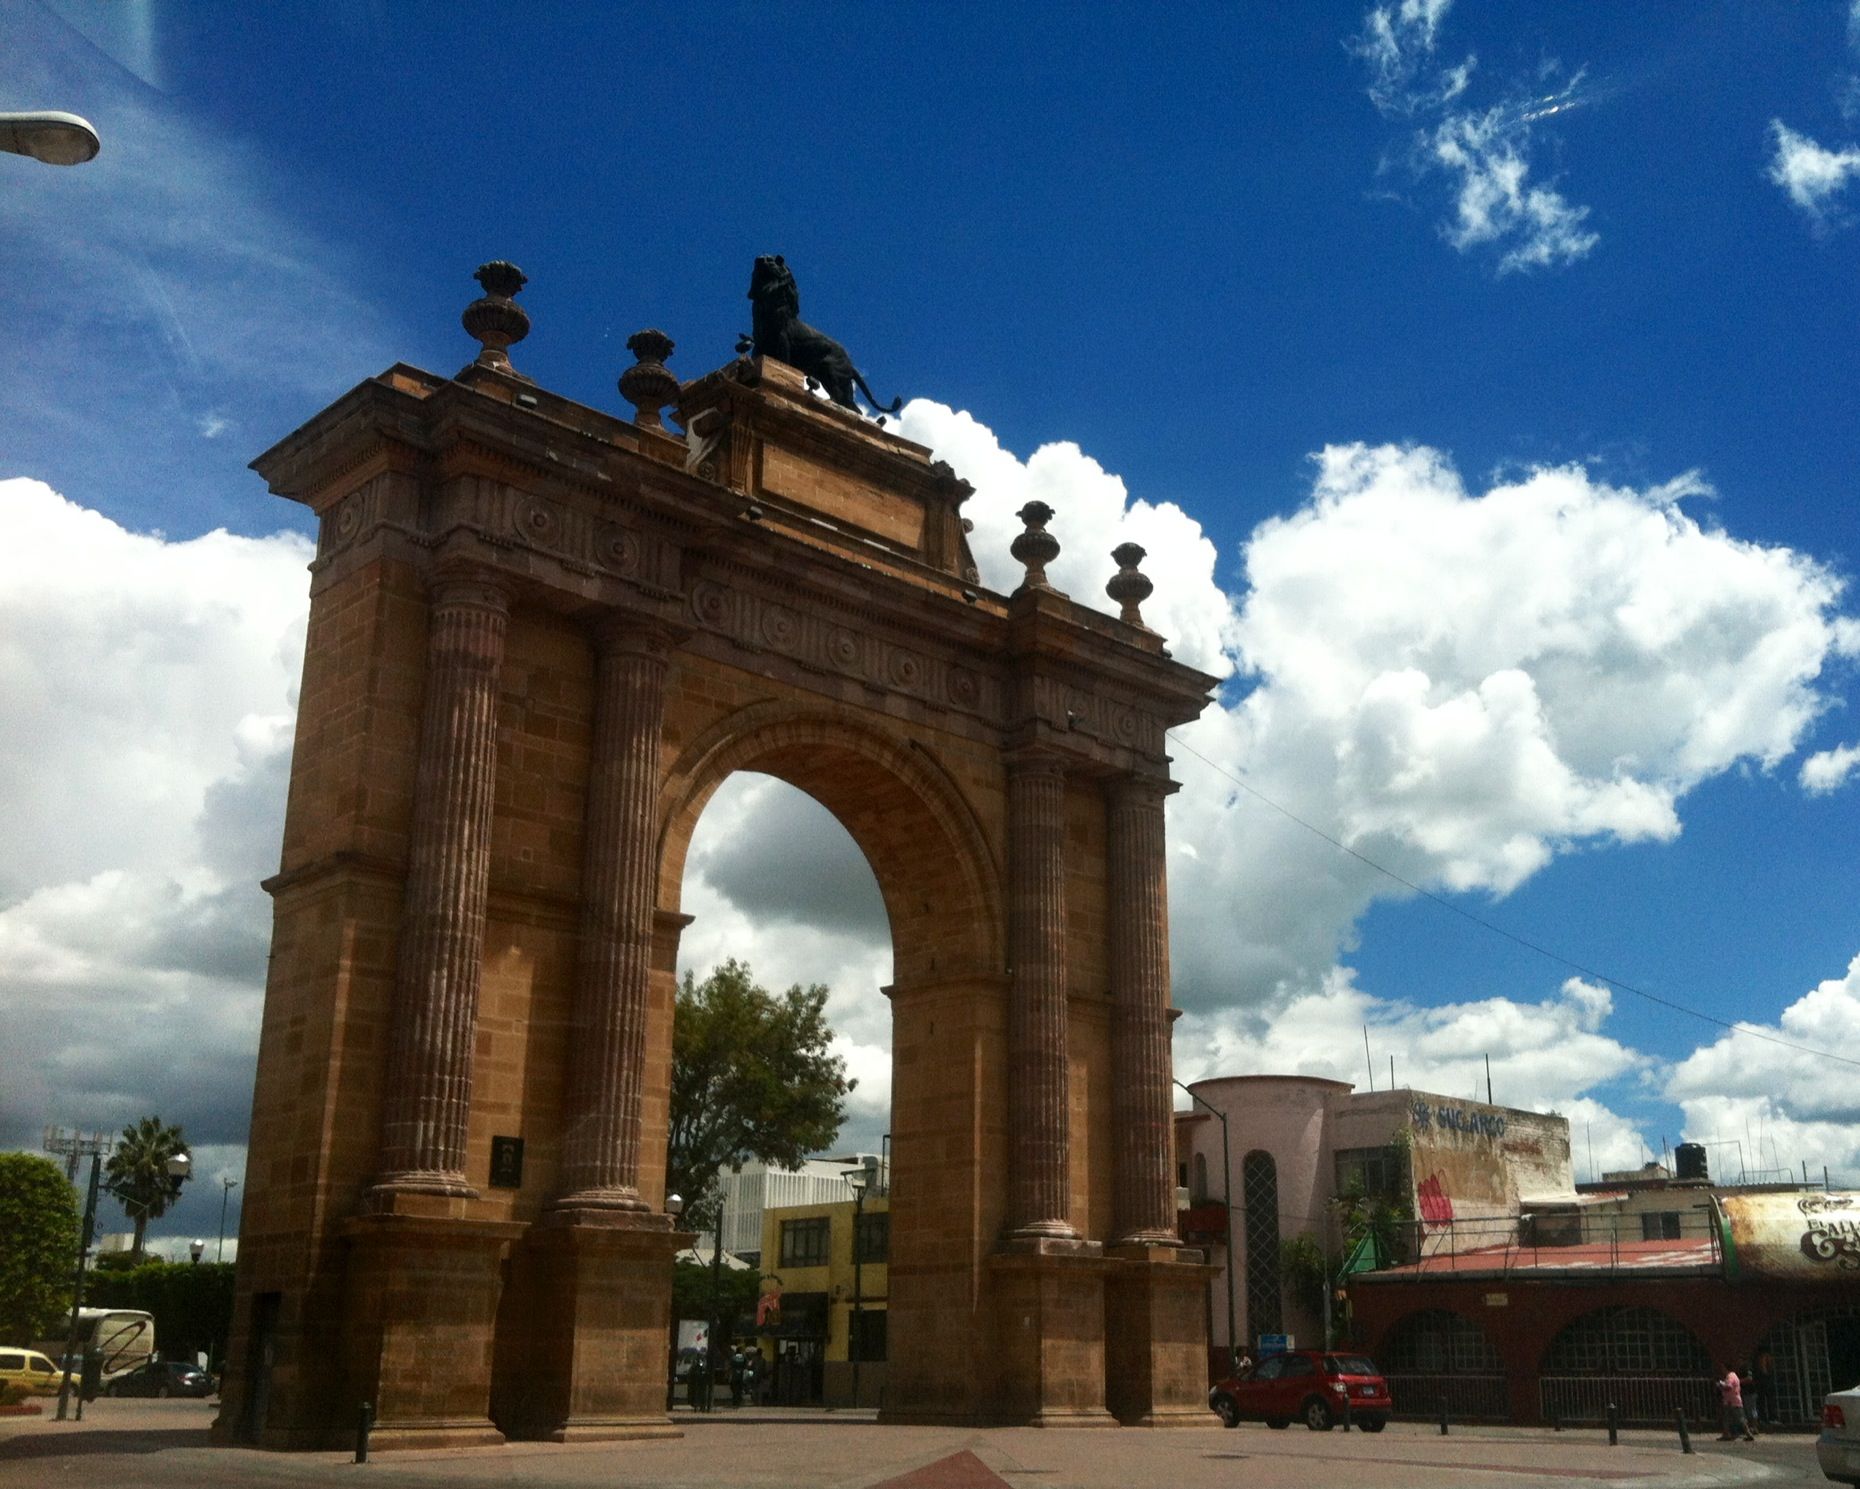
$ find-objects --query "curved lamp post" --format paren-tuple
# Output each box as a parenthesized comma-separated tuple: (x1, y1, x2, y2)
(1176, 1080, 1239, 1375)
(0, 111, 100, 166)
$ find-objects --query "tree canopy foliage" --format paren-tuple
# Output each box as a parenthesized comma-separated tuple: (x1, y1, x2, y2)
(667, 960, 852, 1235)
(0, 1153, 80, 1342)
(103, 1116, 191, 1261)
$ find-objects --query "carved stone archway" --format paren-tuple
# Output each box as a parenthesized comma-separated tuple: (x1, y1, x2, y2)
(214, 275, 1216, 1448)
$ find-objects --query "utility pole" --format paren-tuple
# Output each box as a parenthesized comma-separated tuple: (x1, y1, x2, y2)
(42, 1127, 112, 1422)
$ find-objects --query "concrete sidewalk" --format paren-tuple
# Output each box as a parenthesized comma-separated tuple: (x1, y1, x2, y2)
(0, 1399, 1813, 1489)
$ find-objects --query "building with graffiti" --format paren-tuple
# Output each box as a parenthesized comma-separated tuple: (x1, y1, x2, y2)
(1173, 1075, 1573, 1374)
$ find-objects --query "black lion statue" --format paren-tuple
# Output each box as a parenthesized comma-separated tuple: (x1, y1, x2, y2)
(741, 255, 901, 415)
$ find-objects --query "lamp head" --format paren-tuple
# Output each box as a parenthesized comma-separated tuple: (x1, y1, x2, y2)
(167, 1151, 192, 1179)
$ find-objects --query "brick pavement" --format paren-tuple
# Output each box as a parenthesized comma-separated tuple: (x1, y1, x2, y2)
(0, 1400, 1813, 1489)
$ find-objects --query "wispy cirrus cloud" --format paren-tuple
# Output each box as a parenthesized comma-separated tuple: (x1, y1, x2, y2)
(0, 7, 402, 533)
(1350, 4, 1599, 275)
(1348, 0, 1475, 117)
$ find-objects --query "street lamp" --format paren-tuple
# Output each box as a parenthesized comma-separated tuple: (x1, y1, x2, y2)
(217, 1177, 240, 1263)
(0, 111, 100, 166)
(189, 1239, 205, 1266)
(46, 1128, 111, 1423)
(1176, 1080, 1239, 1375)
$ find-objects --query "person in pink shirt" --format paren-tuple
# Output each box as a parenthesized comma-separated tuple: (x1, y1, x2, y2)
(1717, 1364, 1754, 1441)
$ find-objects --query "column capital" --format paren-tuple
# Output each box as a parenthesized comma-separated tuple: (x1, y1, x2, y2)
(1106, 772, 1179, 808)
(425, 563, 515, 614)
(588, 609, 688, 658)
(1006, 746, 1069, 781)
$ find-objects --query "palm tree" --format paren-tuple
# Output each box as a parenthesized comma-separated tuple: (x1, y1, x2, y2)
(103, 1117, 190, 1262)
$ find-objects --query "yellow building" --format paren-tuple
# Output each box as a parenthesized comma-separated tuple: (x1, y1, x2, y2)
(756, 1187, 889, 1408)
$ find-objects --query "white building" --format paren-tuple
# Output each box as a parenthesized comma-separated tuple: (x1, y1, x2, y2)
(701, 1152, 885, 1264)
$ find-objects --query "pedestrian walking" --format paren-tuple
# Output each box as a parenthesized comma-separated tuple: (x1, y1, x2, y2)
(1717, 1364, 1754, 1441)
(1750, 1349, 1777, 1432)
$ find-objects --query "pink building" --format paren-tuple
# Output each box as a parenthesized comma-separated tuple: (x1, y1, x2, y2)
(1175, 1075, 1573, 1369)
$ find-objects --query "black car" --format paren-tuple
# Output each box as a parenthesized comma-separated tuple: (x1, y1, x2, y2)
(106, 1360, 214, 1398)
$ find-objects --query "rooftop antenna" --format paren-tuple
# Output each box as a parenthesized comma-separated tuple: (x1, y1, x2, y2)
(1363, 1025, 1374, 1092)
(1586, 1122, 1595, 1185)
(1484, 1053, 1493, 1106)
(1389, 1055, 1395, 1090)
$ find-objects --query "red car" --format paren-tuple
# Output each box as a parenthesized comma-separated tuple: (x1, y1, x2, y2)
(1208, 1350, 1392, 1432)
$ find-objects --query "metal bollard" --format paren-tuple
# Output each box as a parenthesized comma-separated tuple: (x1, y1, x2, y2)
(1549, 1403, 1560, 1432)
(1439, 1398, 1450, 1436)
(355, 1400, 373, 1464)
(1341, 1391, 1352, 1432)
(1607, 1402, 1619, 1446)
(1675, 1407, 1693, 1454)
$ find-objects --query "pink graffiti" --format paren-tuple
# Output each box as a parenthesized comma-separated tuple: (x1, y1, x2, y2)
(1417, 1173, 1455, 1224)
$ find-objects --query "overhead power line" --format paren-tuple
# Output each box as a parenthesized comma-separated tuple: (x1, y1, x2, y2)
(1165, 728, 1860, 1073)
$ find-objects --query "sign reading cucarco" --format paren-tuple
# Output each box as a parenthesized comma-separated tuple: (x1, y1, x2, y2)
(1719, 1192, 1860, 1280)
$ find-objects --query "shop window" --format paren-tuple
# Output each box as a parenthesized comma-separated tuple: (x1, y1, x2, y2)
(780, 1217, 830, 1268)
(855, 1211, 889, 1264)
(1541, 1306, 1712, 1376)
(1335, 1145, 1402, 1198)
(1380, 1309, 1502, 1374)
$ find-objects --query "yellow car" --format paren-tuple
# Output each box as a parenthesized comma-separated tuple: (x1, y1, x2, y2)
(0, 1348, 63, 1396)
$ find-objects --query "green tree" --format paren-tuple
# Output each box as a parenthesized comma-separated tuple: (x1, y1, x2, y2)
(103, 1117, 190, 1262)
(670, 1258, 762, 1338)
(0, 1153, 80, 1342)
(667, 960, 852, 1235)
(1279, 1233, 1331, 1340)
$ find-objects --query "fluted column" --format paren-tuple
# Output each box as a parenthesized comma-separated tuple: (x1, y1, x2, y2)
(1006, 751, 1076, 1240)
(372, 569, 511, 1198)
(1108, 774, 1180, 1246)
(552, 618, 674, 1214)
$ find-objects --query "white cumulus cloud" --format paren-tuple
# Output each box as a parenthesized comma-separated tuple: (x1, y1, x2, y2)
(1801, 742, 1860, 794)
(1664, 954, 1860, 1180)
(1164, 443, 1852, 1010)
(0, 479, 310, 1190)
(1768, 120, 1860, 226)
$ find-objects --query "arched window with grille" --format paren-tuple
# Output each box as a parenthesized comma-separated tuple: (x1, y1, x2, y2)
(1242, 1150, 1281, 1345)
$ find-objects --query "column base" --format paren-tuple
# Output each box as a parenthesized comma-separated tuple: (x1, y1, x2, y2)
(986, 1241, 1115, 1426)
(340, 1202, 525, 1451)
(492, 1213, 691, 1443)
(1104, 1243, 1216, 1427)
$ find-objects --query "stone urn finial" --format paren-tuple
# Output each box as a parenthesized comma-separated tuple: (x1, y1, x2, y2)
(461, 261, 531, 376)
(1011, 501, 1062, 594)
(1106, 542, 1154, 627)
(619, 329, 679, 430)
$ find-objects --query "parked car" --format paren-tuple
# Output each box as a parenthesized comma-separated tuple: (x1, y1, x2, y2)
(1820, 1381, 1860, 1486)
(105, 1360, 213, 1399)
(1208, 1349, 1392, 1432)
(0, 1348, 62, 1395)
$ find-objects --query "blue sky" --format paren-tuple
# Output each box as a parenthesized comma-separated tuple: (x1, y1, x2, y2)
(3, 0, 1858, 1244)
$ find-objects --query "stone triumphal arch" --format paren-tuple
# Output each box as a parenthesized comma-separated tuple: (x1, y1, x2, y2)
(216, 266, 1216, 1448)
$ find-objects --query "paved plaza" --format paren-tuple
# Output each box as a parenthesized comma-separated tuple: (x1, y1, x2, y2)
(0, 1400, 1827, 1489)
